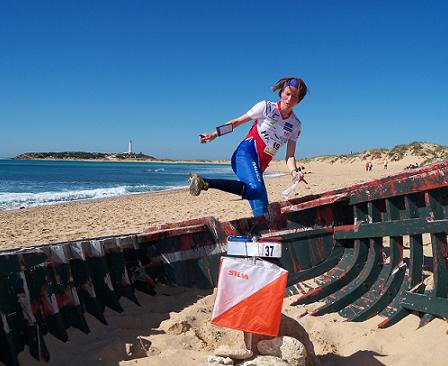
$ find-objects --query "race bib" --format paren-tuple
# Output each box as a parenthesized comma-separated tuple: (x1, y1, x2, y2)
(264, 140, 281, 156)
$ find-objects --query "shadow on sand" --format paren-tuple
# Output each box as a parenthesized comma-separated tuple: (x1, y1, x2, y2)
(320, 350, 386, 366)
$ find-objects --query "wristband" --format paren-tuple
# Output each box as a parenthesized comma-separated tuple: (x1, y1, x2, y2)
(216, 123, 233, 136)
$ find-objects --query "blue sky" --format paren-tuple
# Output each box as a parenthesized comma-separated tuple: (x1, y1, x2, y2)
(1, 0, 447, 160)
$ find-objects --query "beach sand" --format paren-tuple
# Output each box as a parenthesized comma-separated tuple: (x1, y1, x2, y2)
(3, 155, 447, 365)
(0, 156, 424, 248)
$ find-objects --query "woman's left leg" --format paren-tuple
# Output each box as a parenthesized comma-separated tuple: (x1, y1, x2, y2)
(231, 140, 268, 216)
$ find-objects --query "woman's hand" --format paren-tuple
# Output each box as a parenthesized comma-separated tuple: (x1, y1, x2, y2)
(291, 169, 307, 184)
(199, 131, 218, 144)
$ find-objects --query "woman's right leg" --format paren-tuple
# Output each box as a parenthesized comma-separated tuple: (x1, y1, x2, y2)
(188, 139, 268, 215)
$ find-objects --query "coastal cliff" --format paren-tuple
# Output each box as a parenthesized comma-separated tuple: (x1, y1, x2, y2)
(15, 151, 157, 161)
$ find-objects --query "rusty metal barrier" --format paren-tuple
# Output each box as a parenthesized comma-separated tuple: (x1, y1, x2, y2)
(289, 162, 448, 328)
(0, 161, 447, 365)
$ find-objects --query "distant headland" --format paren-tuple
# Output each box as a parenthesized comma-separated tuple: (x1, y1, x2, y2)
(12, 151, 227, 164)
(14, 152, 158, 161)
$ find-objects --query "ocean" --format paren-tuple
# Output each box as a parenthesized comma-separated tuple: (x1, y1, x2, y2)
(0, 159, 243, 211)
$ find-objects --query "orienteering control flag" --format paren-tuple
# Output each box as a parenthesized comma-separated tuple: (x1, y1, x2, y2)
(211, 257, 288, 336)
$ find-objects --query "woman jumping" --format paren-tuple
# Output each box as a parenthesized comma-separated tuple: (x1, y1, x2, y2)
(188, 77, 308, 217)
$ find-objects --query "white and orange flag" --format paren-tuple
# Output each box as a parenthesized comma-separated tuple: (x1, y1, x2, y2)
(211, 257, 288, 337)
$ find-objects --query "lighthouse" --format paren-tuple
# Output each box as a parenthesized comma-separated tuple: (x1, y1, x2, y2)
(128, 140, 133, 154)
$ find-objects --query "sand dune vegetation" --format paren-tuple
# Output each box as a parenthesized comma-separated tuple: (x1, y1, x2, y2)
(306, 141, 447, 165)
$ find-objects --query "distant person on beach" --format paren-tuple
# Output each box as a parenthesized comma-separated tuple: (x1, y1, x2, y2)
(188, 77, 308, 216)
(383, 159, 388, 169)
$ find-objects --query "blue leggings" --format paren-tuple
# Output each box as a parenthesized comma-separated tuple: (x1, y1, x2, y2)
(231, 139, 268, 216)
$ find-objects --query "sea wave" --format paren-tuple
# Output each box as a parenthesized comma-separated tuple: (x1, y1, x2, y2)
(144, 168, 166, 172)
(264, 172, 284, 178)
(0, 185, 179, 210)
(144, 166, 233, 176)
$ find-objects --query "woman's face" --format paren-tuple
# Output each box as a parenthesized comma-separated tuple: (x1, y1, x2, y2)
(280, 86, 301, 111)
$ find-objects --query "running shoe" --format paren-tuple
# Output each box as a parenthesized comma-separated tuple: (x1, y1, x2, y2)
(188, 173, 209, 196)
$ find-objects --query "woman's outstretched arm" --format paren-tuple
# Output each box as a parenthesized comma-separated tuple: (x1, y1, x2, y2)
(199, 114, 252, 144)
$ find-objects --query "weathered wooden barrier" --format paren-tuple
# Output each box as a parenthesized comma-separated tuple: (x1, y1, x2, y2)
(0, 162, 447, 365)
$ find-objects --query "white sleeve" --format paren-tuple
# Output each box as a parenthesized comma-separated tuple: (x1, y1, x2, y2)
(246, 101, 266, 120)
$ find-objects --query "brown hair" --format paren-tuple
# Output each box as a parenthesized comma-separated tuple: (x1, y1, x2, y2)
(272, 77, 308, 101)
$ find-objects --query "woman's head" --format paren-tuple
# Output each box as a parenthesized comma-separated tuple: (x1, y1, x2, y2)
(272, 77, 308, 105)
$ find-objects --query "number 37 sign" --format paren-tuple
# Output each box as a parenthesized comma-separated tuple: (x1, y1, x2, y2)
(226, 236, 282, 258)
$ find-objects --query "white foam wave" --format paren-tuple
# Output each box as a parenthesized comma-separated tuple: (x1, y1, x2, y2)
(144, 168, 166, 172)
(146, 167, 233, 176)
(0, 185, 178, 210)
(264, 172, 285, 178)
